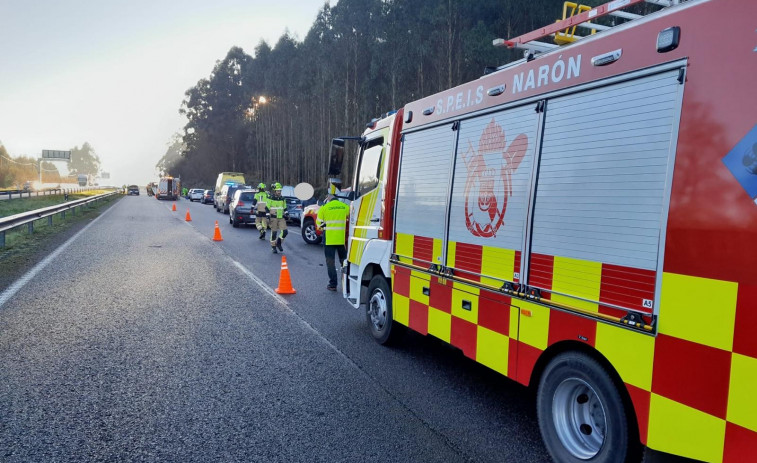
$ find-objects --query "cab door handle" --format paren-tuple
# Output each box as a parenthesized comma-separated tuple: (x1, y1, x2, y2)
(462, 300, 472, 311)
(422, 287, 430, 296)
(370, 218, 380, 222)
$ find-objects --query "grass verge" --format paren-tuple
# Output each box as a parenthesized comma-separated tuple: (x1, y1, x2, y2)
(0, 193, 122, 291)
(0, 190, 113, 217)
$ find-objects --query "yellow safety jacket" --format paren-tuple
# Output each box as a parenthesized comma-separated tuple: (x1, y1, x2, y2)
(254, 191, 269, 216)
(317, 199, 349, 245)
(267, 195, 286, 219)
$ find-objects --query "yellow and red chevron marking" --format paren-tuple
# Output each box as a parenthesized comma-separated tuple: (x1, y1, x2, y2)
(391, 257, 757, 462)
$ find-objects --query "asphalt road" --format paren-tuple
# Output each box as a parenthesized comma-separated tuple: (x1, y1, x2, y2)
(0, 194, 549, 462)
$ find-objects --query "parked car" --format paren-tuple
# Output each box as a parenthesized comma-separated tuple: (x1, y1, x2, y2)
(301, 190, 351, 245)
(188, 188, 204, 201)
(284, 197, 303, 225)
(217, 183, 251, 214)
(301, 203, 322, 244)
(201, 189, 214, 204)
(127, 185, 140, 195)
(229, 189, 257, 227)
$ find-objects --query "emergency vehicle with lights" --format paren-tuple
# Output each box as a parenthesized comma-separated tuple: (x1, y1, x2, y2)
(156, 176, 180, 200)
(328, 0, 757, 461)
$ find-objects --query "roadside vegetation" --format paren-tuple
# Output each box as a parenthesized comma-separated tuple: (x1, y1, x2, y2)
(162, 0, 661, 191)
(0, 190, 112, 217)
(0, 192, 121, 289)
(0, 143, 102, 189)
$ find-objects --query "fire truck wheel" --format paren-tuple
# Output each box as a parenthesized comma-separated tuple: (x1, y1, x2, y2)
(366, 275, 404, 345)
(537, 351, 635, 463)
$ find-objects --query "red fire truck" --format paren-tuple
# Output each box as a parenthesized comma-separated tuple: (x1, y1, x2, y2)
(329, 0, 757, 461)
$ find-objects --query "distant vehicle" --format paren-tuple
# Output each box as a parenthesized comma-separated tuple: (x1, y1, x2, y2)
(214, 172, 246, 197)
(229, 189, 257, 227)
(217, 183, 251, 214)
(280, 185, 295, 198)
(146, 182, 157, 196)
(188, 188, 204, 201)
(284, 197, 303, 225)
(201, 189, 214, 204)
(127, 185, 140, 195)
(156, 176, 180, 200)
(201, 189, 213, 204)
(77, 174, 87, 187)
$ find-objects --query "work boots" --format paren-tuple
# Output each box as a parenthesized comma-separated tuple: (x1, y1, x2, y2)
(276, 238, 284, 252)
(259, 229, 265, 240)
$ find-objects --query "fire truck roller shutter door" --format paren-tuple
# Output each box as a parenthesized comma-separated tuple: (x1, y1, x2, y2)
(446, 103, 540, 287)
(394, 123, 457, 266)
(527, 68, 683, 316)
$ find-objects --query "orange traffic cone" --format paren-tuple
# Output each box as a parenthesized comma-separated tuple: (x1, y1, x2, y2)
(212, 221, 223, 241)
(185, 209, 192, 221)
(172, 202, 177, 211)
(275, 256, 297, 294)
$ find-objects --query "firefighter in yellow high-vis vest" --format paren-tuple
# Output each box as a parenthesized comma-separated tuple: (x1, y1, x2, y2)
(316, 195, 349, 291)
(266, 183, 289, 253)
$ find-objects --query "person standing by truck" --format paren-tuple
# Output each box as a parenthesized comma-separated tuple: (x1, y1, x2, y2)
(266, 183, 289, 253)
(316, 194, 349, 291)
(253, 183, 269, 240)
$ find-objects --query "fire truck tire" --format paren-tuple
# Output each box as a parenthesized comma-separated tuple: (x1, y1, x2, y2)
(366, 275, 404, 345)
(537, 351, 637, 463)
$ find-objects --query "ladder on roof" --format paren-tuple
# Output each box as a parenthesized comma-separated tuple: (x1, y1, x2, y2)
(493, 0, 680, 55)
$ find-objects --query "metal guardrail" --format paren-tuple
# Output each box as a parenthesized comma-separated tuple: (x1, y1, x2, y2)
(0, 191, 120, 247)
(0, 187, 97, 201)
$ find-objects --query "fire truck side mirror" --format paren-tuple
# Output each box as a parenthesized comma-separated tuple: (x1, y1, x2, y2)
(328, 138, 345, 176)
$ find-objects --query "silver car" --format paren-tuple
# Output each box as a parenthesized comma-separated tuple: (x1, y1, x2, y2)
(229, 189, 257, 228)
(188, 188, 204, 201)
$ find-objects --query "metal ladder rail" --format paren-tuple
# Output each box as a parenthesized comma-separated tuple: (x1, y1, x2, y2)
(493, 0, 679, 53)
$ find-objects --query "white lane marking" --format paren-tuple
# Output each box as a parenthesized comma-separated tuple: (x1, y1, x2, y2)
(232, 260, 289, 307)
(181, 209, 356, 370)
(232, 259, 361, 372)
(0, 203, 116, 309)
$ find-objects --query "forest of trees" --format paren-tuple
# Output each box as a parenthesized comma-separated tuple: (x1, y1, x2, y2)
(0, 145, 61, 188)
(162, 0, 648, 189)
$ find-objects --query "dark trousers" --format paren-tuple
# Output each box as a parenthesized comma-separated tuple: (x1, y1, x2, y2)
(325, 244, 347, 288)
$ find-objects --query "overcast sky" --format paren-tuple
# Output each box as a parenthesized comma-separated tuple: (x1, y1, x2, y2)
(0, 0, 328, 186)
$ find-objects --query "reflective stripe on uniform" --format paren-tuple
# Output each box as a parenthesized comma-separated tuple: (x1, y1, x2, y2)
(317, 200, 349, 245)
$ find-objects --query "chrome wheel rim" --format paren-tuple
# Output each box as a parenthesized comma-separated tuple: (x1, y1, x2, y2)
(305, 224, 318, 242)
(552, 378, 607, 459)
(368, 288, 387, 332)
